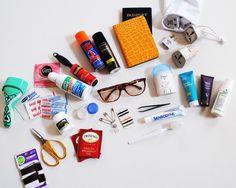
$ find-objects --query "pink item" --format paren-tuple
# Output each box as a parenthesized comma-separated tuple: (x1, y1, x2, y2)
(24, 99, 42, 119)
(34, 62, 60, 87)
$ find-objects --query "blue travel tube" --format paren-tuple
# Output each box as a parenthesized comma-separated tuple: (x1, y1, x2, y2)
(179, 71, 199, 107)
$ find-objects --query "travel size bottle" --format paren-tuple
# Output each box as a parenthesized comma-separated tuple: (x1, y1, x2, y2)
(48, 72, 91, 100)
(211, 79, 234, 117)
(92, 32, 120, 74)
(75, 31, 105, 71)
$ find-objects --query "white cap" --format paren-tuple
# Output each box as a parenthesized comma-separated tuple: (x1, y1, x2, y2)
(48, 72, 58, 82)
(189, 100, 199, 107)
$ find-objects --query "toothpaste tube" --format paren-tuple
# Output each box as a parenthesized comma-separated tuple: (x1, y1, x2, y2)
(141, 105, 185, 124)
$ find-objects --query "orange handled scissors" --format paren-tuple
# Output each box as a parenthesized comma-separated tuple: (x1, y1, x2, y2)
(31, 128, 67, 167)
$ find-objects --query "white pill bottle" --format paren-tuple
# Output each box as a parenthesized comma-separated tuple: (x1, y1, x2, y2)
(48, 72, 91, 100)
(211, 79, 234, 117)
(53, 112, 74, 134)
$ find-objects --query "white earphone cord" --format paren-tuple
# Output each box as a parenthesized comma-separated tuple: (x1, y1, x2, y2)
(198, 25, 224, 43)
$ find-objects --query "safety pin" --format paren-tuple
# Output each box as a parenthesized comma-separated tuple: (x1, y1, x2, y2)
(103, 112, 114, 123)
(99, 118, 113, 125)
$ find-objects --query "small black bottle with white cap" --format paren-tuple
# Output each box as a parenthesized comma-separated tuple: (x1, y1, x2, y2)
(92, 32, 120, 74)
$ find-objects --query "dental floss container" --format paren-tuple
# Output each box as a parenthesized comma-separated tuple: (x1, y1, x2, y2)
(152, 64, 176, 96)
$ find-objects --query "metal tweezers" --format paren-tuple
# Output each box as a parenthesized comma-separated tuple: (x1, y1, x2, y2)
(137, 103, 170, 112)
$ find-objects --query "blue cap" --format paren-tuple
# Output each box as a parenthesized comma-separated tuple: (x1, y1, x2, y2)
(152, 64, 171, 77)
(87, 103, 99, 114)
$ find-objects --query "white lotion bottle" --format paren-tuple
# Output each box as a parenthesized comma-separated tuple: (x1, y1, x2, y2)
(211, 79, 234, 117)
(48, 72, 91, 100)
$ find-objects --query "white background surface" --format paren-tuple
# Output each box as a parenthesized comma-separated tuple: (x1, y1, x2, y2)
(0, 0, 236, 188)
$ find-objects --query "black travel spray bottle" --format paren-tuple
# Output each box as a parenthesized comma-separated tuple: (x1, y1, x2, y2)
(92, 32, 120, 74)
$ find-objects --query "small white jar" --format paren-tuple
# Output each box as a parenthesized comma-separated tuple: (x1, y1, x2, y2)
(53, 112, 74, 134)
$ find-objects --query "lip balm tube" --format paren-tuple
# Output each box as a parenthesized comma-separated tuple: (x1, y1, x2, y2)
(75, 31, 105, 71)
(141, 105, 185, 124)
(200, 75, 214, 106)
(179, 71, 199, 107)
(211, 79, 234, 117)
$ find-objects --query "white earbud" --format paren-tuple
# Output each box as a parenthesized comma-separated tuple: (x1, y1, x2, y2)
(217, 36, 225, 44)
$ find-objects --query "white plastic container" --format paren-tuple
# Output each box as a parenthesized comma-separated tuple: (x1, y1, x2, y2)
(48, 72, 91, 100)
(211, 79, 234, 117)
(152, 64, 176, 96)
(53, 112, 74, 134)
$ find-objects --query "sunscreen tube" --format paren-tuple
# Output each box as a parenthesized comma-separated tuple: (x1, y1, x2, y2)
(141, 105, 185, 124)
(179, 71, 199, 107)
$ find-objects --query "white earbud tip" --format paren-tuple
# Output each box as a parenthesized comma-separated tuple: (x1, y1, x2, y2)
(218, 37, 225, 44)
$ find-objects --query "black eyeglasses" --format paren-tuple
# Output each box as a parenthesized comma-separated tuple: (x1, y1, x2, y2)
(97, 78, 146, 103)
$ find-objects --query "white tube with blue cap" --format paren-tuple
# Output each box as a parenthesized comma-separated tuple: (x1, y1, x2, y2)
(141, 105, 186, 124)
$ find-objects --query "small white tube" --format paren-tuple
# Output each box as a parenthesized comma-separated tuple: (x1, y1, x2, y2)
(141, 105, 185, 124)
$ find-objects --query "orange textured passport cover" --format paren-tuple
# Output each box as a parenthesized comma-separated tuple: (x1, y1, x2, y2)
(113, 16, 159, 68)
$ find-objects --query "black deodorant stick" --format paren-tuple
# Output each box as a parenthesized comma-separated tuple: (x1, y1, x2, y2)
(92, 32, 120, 74)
